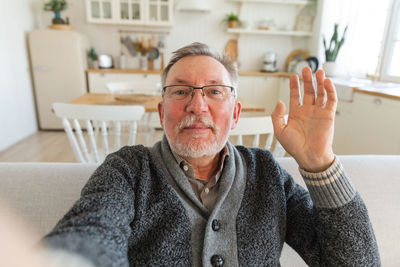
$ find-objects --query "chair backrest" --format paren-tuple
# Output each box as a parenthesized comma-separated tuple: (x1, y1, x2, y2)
(229, 115, 286, 157)
(53, 103, 145, 163)
(106, 81, 161, 95)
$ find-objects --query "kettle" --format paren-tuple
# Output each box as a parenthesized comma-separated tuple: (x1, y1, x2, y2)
(98, 54, 114, 69)
(261, 52, 278, 72)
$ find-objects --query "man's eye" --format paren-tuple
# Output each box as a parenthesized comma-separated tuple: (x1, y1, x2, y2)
(174, 90, 186, 95)
(210, 89, 222, 95)
(206, 87, 223, 95)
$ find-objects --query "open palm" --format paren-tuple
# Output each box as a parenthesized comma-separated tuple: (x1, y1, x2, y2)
(271, 67, 337, 172)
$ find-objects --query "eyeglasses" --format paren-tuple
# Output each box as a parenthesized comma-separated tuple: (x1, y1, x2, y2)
(162, 85, 235, 101)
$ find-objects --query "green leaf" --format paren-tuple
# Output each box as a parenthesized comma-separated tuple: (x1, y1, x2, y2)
(323, 23, 348, 62)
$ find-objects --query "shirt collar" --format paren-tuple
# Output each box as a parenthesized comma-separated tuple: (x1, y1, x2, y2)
(171, 144, 230, 181)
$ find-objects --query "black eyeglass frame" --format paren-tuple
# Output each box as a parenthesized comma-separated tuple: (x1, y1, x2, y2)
(162, 85, 236, 98)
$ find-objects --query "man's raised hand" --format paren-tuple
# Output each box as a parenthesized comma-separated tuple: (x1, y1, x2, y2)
(271, 67, 337, 172)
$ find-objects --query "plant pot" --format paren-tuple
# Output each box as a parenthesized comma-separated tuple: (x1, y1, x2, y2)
(52, 12, 65, 24)
(228, 21, 238, 28)
(323, 62, 337, 77)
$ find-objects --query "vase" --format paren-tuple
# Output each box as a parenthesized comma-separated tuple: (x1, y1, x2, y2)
(52, 12, 64, 24)
(228, 21, 238, 28)
(323, 62, 337, 77)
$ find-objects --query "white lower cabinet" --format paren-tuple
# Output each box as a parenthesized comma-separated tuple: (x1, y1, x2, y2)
(238, 76, 279, 115)
(333, 93, 400, 155)
(88, 72, 161, 93)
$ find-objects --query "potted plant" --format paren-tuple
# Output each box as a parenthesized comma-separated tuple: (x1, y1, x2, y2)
(87, 48, 98, 69)
(44, 0, 68, 25)
(223, 12, 241, 28)
(322, 23, 348, 76)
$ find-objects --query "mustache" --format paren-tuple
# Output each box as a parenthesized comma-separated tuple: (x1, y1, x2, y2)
(177, 115, 217, 132)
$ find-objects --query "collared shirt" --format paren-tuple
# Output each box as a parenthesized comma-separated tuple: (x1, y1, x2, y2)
(171, 145, 230, 212)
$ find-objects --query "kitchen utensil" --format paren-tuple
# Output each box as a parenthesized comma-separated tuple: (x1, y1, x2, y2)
(294, 60, 309, 75)
(98, 54, 113, 69)
(225, 39, 238, 63)
(261, 52, 277, 72)
(141, 36, 150, 52)
(285, 49, 310, 71)
(147, 47, 160, 60)
(160, 52, 165, 70)
(150, 35, 157, 48)
(119, 54, 126, 69)
(158, 35, 166, 48)
(306, 56, 319, 72)
(122, 36, 137, 56)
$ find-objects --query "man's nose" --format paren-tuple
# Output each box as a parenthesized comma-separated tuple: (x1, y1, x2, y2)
(186, 89, 209, 114)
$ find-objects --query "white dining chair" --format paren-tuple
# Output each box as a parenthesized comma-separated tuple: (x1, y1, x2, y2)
(106, 81, 160, 144)
(53, 103, 145, 163)
(229, 115, 287, 157)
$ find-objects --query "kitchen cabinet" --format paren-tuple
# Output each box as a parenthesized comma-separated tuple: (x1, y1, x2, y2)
(333, 93, 400, 155)
(226, 0, 316, 37)
(332, 100, 355, 154)
(238, 76, 279, 114)
(88, 71, 161, 93)
(85, 0, 173, 26)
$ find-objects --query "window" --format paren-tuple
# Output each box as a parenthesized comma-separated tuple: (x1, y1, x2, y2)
(321, 0, 391, 78)
(380, 0, 400, 82)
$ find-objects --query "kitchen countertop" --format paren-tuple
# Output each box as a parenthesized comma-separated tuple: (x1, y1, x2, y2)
(332, 77, 400, 101)
(354, 86, 400, 101)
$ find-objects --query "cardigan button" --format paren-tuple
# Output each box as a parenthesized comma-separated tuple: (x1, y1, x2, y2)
(212, 219, 220, 231)
(210, 254, 224, 267)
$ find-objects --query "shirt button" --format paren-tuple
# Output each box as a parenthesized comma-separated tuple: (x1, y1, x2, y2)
(183, 165, 189, 171)
(204, 187, 210, 194)
(210, 254, 224, 267)
(212, 219, 220, 231)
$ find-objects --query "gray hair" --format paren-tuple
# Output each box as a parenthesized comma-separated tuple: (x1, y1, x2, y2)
(161, 42, 238, 92)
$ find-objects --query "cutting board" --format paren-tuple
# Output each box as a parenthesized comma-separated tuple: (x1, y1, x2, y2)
(225, 39, 238, 63)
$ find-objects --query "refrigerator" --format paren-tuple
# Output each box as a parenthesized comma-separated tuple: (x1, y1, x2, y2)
(28, 29, 89, 129)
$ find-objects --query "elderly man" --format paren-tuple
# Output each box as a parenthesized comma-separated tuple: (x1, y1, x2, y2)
(43, 43, 380, 266)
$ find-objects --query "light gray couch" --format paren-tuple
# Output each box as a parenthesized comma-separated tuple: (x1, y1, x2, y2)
(0, 155, 399, 266)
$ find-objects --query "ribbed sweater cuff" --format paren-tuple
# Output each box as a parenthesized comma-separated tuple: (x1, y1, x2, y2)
(299, 157, 356, 209)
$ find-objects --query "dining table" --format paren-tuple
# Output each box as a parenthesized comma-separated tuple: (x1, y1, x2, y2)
(68, 93, 266, 113)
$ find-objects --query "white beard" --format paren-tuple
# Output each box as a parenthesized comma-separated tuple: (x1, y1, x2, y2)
(165, 114, 229, 158)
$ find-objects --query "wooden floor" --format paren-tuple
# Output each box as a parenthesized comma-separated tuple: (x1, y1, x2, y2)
(0, 130, 164, 162)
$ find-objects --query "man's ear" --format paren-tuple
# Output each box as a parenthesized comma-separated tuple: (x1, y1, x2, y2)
(230, 101, 242, 130)
(158, 101, 164, 129)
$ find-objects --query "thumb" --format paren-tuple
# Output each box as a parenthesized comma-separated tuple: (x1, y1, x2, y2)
(271, 100, 286, 136)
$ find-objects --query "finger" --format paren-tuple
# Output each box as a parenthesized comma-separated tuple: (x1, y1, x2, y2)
(289, 74, 301, 114)
(302, 67, 316, 105)
(271, 100, 287, 137)
(315, 69, 327, 106)
(324, 78, 337, 110)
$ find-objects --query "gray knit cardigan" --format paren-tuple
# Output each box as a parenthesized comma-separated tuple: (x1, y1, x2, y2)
(44, 145, 380, 266)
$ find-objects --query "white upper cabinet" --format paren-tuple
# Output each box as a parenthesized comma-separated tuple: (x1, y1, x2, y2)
(86, 0, 114, 22)
(86, 0, 173, 26)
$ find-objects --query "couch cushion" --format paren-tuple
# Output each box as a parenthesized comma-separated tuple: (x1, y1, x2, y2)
(0, 163, 97, 236)
(278, 155, 400, 267)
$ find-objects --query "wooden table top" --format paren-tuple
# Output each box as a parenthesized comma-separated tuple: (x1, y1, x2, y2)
(69, 93, 266, 113)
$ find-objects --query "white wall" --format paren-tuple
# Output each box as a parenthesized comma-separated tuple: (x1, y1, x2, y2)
(0, 0, 38, 152)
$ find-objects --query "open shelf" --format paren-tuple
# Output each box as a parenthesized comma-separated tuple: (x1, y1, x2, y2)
(227, 28, 313, 36)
